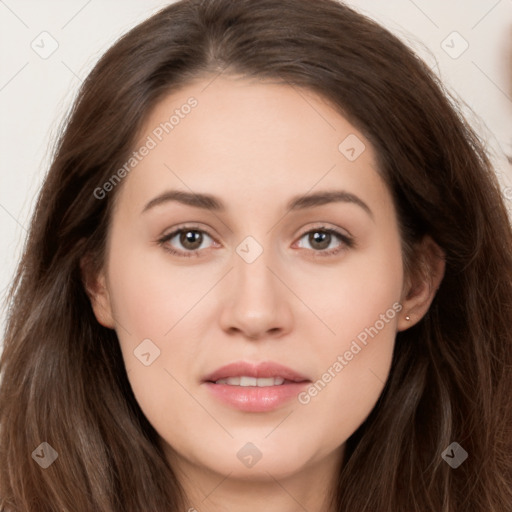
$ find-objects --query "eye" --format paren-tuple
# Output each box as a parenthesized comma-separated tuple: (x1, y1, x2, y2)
(157, 224, 354, 258)
(294, 227, 354, 257)
(157, 226, 217, 258)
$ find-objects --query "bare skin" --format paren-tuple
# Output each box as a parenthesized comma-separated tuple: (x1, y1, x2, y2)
(83, 75, 445, 511)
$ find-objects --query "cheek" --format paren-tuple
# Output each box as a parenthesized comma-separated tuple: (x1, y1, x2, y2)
(106, 257, 196, 436)
(106, 243, 203, 339)
(296, 225, 404, 351)
(104, 243, 211, 417)
(290, 232, 403, 433)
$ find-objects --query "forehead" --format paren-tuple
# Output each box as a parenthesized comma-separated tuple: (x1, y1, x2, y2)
(139, 74, 359, 162)
(116, 75, 391, 218)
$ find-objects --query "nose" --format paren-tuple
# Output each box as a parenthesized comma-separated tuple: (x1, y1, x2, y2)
(218, 247, 294, 341)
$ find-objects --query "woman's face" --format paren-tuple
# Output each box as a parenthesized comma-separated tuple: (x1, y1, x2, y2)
(92, 75, 409, 486)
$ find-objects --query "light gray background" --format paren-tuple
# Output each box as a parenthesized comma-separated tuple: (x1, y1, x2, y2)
(1, 0, 511, 342)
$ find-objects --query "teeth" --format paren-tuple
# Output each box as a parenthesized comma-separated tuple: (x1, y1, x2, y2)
(240, 376, 257, 386)
(256, 377, 276, 387)
(215, 376, 286, 386)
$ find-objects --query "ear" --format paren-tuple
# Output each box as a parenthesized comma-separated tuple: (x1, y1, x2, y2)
(80, 255, 116, 329)
(397, 235, 445, 331)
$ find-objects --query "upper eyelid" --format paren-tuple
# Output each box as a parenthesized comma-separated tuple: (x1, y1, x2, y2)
(162, 224, 217, 242)
(161, 223, 351, 249)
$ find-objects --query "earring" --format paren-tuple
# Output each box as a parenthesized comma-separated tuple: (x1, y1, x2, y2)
(405, 315, 410, 321)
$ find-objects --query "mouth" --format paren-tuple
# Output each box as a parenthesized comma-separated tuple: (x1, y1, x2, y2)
(212, 376, 290, 386)
(202, 361, 311, 412)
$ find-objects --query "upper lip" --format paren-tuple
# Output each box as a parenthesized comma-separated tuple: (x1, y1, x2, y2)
(203, 361, 310, 383)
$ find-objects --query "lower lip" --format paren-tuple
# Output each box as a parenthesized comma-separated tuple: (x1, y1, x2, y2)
(204, 381, 309, 412)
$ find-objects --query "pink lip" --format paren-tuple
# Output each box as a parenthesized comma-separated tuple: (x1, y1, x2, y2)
(203, 361, 310, 413)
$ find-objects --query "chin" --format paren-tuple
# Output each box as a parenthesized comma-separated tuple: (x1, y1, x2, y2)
(181, 436, 322, 481)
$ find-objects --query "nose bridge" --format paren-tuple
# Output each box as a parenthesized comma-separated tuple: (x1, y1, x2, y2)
(233, 236, 279, 304)
(218, 235, 293, 338)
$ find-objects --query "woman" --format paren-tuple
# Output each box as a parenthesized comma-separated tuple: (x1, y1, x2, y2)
(1, 0, 511, 510)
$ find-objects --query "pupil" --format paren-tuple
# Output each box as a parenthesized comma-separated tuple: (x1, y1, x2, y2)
(310, 231, 330, 250)
(181, 230, 202, 249)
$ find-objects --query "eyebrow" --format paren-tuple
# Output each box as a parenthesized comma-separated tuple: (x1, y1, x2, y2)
(142, 189, 374, 219)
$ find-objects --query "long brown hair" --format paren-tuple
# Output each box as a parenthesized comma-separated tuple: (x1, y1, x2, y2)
(1, 0, 511, 510)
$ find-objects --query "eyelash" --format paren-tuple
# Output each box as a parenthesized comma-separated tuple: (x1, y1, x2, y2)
(156, 224, 354, 258)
